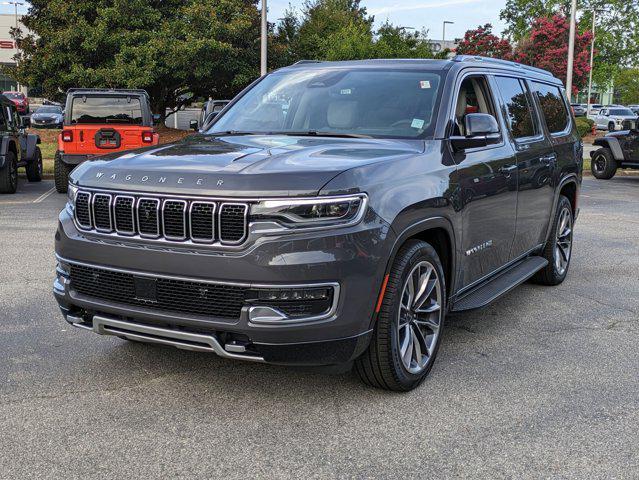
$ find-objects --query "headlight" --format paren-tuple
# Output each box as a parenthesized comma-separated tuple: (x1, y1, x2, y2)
(250, 194, 367, 230)
(67, 183, 78, 208)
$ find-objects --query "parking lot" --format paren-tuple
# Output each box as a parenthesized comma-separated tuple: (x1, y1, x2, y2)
(1, 177, 638, 478)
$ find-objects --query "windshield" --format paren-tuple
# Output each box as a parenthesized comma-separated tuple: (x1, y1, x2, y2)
(36, 106, 62, 114)
(4, 92, 23, 99)
(208, 68, 443, 138)
(70, 96, 143, 125)
(610, 108, 635, 116)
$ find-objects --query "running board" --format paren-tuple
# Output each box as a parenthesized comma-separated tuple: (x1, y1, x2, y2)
(451, 256, 548, 312)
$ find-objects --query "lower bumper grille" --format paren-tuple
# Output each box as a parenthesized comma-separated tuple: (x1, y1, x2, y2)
(69, 264, 248, 319)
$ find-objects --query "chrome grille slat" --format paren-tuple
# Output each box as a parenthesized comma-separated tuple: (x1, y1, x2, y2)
(74, 189, 248, 247)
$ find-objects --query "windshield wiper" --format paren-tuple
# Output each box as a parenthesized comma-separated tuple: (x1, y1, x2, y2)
(272, 130, 372, 139)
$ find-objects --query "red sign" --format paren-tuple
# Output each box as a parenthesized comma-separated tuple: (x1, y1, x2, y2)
(0, 40, 15, 49)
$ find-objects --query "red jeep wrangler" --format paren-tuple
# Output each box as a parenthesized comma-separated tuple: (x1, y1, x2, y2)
(54, 88, 160, 193)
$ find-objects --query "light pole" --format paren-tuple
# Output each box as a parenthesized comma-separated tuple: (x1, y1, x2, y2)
(260, 0, 267, 76)
(565, 0, 577, 101)
(586, 10, 596, 117)
(442, 20, 454, 43)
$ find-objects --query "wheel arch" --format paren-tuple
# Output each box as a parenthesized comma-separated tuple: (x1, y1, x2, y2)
(593, 137, 624, 161)
(543, 174, 579, 246)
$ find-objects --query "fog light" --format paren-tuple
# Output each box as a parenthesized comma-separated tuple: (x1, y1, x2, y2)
(257, 287, 330, 302)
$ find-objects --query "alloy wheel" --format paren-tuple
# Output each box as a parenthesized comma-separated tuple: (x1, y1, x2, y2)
(554, 207, 573, 276)
(593, 154, 606, 174)
(397, 261, 442, 374)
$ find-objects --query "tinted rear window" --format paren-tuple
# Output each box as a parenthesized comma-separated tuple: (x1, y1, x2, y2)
(70, 96, 143, 125)
(609, 108, 634, 116)
(532, 82, 569, 133)
(495, 76, 537, 139)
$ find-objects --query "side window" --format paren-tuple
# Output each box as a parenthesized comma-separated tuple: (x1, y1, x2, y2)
(4, 106, 14, 129)
(495, 76, 537, 140)
(0, 108, 6, 130)
(532, 82, 569, 134)
(452, 75, 499, 136)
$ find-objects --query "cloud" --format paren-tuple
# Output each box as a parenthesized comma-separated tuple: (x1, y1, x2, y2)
(369, 0, 481, 16)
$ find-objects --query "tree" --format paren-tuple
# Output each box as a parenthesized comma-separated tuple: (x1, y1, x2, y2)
(6, 0, 264, 120)
(614, 68, 639, 105)
(273, 0, 435, 63)
(499, 0, 639, 89)
(455, 24, 514, 59)
(514, 15, 592, 95)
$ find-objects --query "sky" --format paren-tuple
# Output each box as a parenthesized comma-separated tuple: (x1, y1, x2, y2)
(0, 0, 509, 41)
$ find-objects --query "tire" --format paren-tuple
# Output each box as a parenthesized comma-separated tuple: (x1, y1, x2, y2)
(590, 148, 617, 179)
(0, 151, 18, 194)
(532, 195, 574, 286)
(25, 146, 43, 182)
(355, 240, 446, 391)
(54, 151, 72, 193)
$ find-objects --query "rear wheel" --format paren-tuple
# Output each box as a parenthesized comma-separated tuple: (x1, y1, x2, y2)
(355, 240, 446, 391)
(25, 146, 43, 182)
(0, 151, 18, 194)
(54, 151, 71, 193)
(532, 195, 573, 286)
(591, 148, 617, 180)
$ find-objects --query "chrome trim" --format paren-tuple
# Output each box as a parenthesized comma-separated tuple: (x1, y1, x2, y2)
(88, 315, 265, 362)
(113, 195, 135, 235)
(74, 191, 92, 230)
(136, 197, 161, 239)
(162, 199, 187, 241)
(189, 201, 216, 243)
(218, 202, 249, 245)
(91, 193, 113, 232)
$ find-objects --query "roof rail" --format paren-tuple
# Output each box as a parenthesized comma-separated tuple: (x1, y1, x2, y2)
(452, 55, 554, 77)
(66, 88, 150, 96)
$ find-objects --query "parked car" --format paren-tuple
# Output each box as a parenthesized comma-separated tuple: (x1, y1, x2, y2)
(593, 106, 638, 131)
(587, 103, 603, 116)
(3, 91, 29, 114)
(30, 104, 64, 129)
(570, 103, 586, 116)
(0, 95, 43, 193)
(590, 122, 639, 179)
(54, 88, 160, 193)
(195, 99, 230, 129)
(628, 105, 639, 115)
(54, 56, 582, 391)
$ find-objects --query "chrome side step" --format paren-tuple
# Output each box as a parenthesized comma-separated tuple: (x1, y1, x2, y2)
(73, 315, 265, 363)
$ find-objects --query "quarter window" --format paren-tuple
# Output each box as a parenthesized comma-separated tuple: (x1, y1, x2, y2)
(532, 82, 569, 133)
(495, 76, 537, 139)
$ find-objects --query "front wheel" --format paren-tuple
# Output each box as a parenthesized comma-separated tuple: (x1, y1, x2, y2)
(532, 195, 574, 286)
(355, 240, 446, 391)
(591, 148, 617, 179)
(25, 146, 43, 182)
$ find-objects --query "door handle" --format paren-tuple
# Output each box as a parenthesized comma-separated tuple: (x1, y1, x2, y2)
(540, 154, 557, 164)
(499, 164, 518, 176)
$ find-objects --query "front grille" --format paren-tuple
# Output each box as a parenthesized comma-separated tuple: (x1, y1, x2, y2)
(69, 264, 249, 319)
(73, 189, 249, 246)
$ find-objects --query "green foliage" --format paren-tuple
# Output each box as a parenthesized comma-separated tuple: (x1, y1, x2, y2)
(6, 0, 263, 118)
(499, 0, 639, 89)
(575, 116, 594, 137)
(273, 0, 435, 63)
(614, 68, 639, 105)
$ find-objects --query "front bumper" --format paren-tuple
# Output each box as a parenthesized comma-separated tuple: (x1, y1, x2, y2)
(54, 204, 393, 365)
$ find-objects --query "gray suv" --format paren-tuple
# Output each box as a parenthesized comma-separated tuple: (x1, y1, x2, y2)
(54, 57, 582, 391)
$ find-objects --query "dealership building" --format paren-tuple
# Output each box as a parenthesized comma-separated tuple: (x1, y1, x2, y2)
(0, 13, 27, 93)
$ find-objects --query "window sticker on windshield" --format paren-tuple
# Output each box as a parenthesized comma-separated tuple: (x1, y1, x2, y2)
(419, 80, 431, 89)
(340, 88, 352, 95)
(411, 118, 425, 129)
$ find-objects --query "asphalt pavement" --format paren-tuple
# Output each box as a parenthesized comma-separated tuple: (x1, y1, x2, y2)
(1, 177, 638, 479)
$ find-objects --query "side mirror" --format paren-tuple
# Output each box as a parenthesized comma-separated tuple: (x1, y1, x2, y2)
(21, 116, 30, 128)
(450, 113, 501, 151)
(189, 119, 199, 131)
(152, 113, 161, 125)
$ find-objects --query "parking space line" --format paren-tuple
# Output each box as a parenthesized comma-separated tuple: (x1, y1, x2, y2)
(33, 187, 56, 204)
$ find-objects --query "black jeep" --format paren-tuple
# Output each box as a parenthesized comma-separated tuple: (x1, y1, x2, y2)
(0, 94, 43, 194)
(590, 119, 639, 179)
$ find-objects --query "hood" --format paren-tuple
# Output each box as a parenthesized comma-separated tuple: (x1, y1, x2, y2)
(71, 134, 424, 197)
